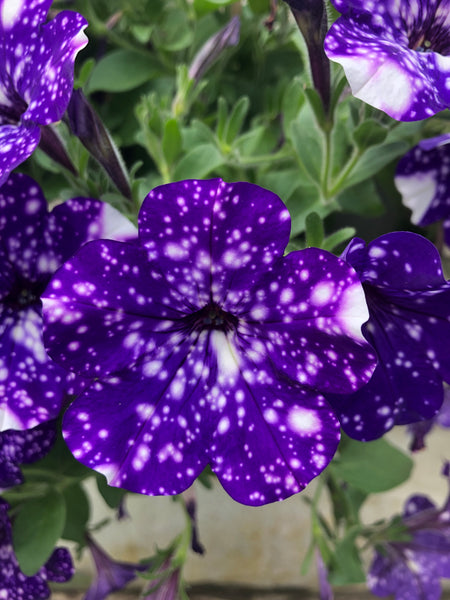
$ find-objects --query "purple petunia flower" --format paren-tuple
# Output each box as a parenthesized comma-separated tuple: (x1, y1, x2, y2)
(84, 534, 148, 600)
(42, 178, 376, 506)
(367, 463, 450, 600)
(0, 419, 56, 488)
(0, 0, 88, 185)
(395, 133, 450, 242)
(326, 232, 450, 441)
(0, 499, 74, 599)
(0, 172, 137, 431)
(324, 0, 450, 121)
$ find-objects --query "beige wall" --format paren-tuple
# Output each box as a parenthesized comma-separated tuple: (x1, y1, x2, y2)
(77, 426, 449, 588)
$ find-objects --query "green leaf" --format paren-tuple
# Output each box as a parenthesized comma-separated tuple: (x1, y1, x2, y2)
(194, 0, 236, 16)
(86, 50, 160, 93)
(305, 212, 324, 248)
(329, 529, 366, 585)
(62, 484, 90, 545)
(304, 87, 327, 130)
(322, 227, 356, 252)
(223, 96, 250, 146)
(173, 143, 224, 180)
(216, 97, 228, 141)
(281, 80, 305, 137)
(96, 473, 127, 509)
(337, 179, 384, 217)
(344, 140, 410, 188)
(13, 489, 66, 575)
(353, 119, 388, 150)
(332, 437, 413, 493)
(289, 107, 324, 185)
(162, 118, 182, 166)
(248, 0, 271, 14)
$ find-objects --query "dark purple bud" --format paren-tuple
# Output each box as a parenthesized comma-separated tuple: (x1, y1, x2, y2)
(67, 89, 132, 200)
(189, 16, 240, 83)
(283, 0, 330, 112)
(39, 125, 77, 176)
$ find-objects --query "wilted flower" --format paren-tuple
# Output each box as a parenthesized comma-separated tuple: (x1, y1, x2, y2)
(0, 0, 88, 184)
(395, 133, 450, 242)
(407, 388, 450, 452)
(0, 499, 73, 598)
(368, 463, 450, 599)
(0, 173, 137, 431)
(326, 232, 450, 440)
(0, 419, 56, 488)
(84, 534, 148, 600)
(324, 0, 450, 121)
(43, 178, 376, 506)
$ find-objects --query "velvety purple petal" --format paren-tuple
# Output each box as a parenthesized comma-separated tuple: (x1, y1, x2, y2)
(209, 359, 340, 505)
(0, 306, 68, 430)
(403, 495, 437, 519)
(0, 419, 56, 487)
(21, 11, 88, 125)
(328, 233, 450, 440)
(43, 240, 185, 378)
(0, 172, 50, 283)
(139, 179, 291, 308)
(0, 124, 40, 187)
(0, 0, 52, 33)
(62, 335, 216, 497)
(242, 248, 375, 394)
(41, 547, 74, 583)
(325, 1, 450, 120)
(368, 547, 444, 600)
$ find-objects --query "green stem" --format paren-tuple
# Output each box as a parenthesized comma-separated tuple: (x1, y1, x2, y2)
(327, 148, 363, 197)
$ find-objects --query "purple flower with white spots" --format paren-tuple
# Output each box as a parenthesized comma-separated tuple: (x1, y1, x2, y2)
(0, 0, 88, 185)
(395, 133, 450, 242)
(367, 463, 450, 600)
(84, 534, 148, 600)
(0, 172, 137, 431)
(324, 0, 450, 121)
(0, 499, 74, 599)
(407, 388, 450, 452)
(0, 419, 56, 488)
(42, 178, 376, 506)
(327, 232, 450, 441)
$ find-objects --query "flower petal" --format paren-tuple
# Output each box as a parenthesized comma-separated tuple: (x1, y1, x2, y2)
(0, 124, 40, 187)
(139, 179, 291, 308)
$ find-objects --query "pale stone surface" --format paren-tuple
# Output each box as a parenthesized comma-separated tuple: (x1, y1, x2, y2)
(72, 425, 450, 592)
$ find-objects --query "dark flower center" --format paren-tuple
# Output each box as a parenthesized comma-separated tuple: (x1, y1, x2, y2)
(0, 90, 28, 125)
(3, 279, 46, 310)
(182, 302, 239, 334)
(408, 20, 450, 55)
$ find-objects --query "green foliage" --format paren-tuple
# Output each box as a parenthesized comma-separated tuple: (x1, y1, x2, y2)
(87, 50, 161, 93)
(331, 437, 413, 493)
(13, 490, 66, 575)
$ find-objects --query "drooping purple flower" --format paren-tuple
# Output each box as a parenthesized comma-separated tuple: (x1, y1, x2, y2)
(395, 133, 450, 242)
(0, 419, 56, 488)
(0, 0, 88, 185)
(84, 534, 149, 600)
(326, 232, 450, 441)
(367, 463, 450, 600)
(407, 388, 450, 452)
(42, 178, 376, 506)
(0, 499, 74, 599)
(0, 172, 137, 431)
(324, 0, 450, 121)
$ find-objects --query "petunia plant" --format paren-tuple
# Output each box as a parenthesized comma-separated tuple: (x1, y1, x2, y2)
(0, 0, 449, 598)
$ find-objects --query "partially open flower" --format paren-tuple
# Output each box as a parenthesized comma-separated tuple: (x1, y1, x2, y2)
(324, 0, 450, 121)
(0, 0, 88, 184)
